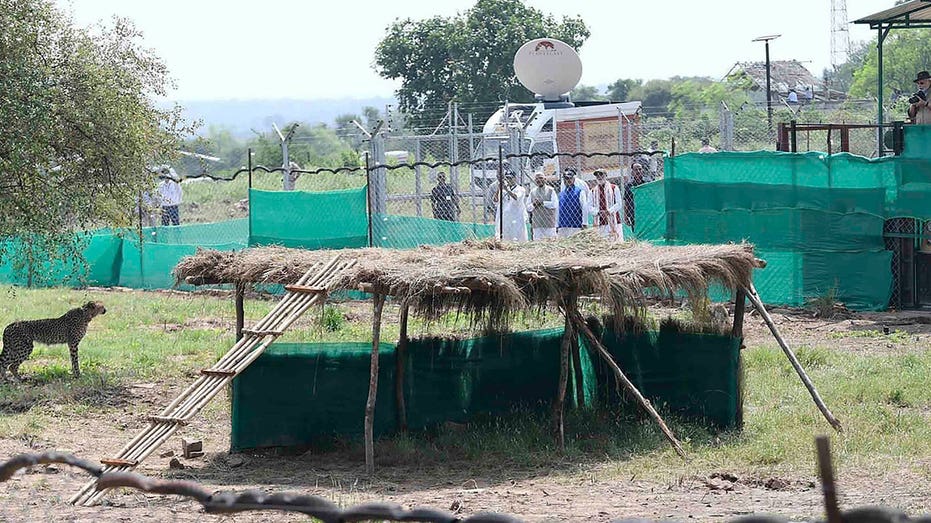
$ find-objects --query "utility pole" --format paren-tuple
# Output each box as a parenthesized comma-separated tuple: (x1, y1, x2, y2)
(753, 34, 781, 134)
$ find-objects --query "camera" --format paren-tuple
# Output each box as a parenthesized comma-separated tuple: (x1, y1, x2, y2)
(908, 90, 928, 104)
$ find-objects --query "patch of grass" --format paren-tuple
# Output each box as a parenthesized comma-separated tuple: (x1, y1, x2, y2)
(805, 282, 839, 318)
(829, 328, 911, 344)
(319, 305, 346, 332)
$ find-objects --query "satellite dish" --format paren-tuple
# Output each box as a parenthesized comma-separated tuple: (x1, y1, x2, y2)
(513, 38, 583, 101)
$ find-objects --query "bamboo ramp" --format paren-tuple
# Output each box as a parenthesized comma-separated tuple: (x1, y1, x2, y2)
(71, 255, 355, 506)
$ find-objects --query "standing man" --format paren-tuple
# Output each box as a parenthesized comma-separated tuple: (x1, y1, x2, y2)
(907, 70, 931, 125)
(698, 138, 718, 153)
(557, 168, 588, 238)
(527, 171, 558, 240)
(493, 172, 528, 242)
(588, 170, 624, 241)
(157, 166, 182, 226)
(430, 171, 460, 221)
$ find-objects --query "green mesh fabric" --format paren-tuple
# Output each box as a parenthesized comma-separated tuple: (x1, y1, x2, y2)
(632, 180, 666, 241)
(249, 188, 368, 249)
(372, 214, 494, 248)
(0, 232, 123, 287)
(591, 327, 741, 429)
(229, 328, 740, 451)
(902, 124, 931, 160)
(639, 133, 931, 310)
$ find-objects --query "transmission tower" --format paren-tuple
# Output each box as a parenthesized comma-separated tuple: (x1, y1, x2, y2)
(830, 0, 851, 71)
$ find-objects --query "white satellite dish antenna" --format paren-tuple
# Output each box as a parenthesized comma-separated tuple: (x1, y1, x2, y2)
(513, 38, 583, 101)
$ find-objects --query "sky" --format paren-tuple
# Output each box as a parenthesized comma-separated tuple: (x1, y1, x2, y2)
(56, 0, 894, 102)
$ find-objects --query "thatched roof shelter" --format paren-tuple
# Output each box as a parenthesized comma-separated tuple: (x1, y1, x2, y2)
(171, 233, 844, 466)
(175, 231, 763, 329)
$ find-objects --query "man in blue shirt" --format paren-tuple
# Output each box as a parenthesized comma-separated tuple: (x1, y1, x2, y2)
(557, 168, 588, 238)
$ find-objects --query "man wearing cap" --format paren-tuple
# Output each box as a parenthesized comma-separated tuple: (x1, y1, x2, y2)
(907, 70, 931, 125)
(588, 169, 624, 241)
(557, 168, 589, 238)
(156, 166, 183, 226)
(493, 172, 528, 242)
(527, 171, 558, 240)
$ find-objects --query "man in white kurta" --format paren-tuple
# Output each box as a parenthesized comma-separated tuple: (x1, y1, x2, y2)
(588, 170, 624, 241)
(526, 172, 558, 240)
(493, 173, 528, 242)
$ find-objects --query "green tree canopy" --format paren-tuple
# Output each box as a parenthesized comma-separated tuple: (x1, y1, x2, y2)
(570, 84, 607, 102)
(1, 0, 190, 261)
(248, 123, 356, 170)
(849, 28, 931, 106)
(606, 78, 642, 102)
(373, 0, 590, 127)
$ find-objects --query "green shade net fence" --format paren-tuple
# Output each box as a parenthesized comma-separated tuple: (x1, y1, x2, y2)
(230, 327, 740, 451)
(631, 126, 931, 310)
(0, 219, 247, 289)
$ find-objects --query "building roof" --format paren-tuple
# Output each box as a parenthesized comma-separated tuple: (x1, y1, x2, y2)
(853, 0, 931, 29)
(726, 60, 823, 94)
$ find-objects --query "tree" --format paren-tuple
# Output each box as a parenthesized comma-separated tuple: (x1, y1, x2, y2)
(849, 29, 931, 105)
(823, 41, 870, 95)
(629, 79, 675, 115)
(248, 122, 355, 170)
(606, 78, 642, 102)
(1, 0, 190, 273)
(373, 0, 590, 128)
(570, 84, 606, 102)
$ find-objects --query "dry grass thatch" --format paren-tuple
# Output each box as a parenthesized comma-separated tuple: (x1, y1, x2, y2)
(174, 230, 763, 330)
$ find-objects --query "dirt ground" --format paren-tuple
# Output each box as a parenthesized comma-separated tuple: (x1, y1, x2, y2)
(2, 305, 931, 522)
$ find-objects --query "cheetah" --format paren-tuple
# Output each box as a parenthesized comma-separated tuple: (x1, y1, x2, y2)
(0, 301, 106, 382)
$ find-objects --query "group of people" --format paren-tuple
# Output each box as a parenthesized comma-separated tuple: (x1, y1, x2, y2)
(488, 167, 638, 243)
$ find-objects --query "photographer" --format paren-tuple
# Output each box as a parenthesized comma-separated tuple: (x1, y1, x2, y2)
(907, 70, 931, 125)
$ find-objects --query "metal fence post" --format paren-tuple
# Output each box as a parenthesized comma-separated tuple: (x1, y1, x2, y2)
(498, 144, 504, 240)
(450, 102, 460, 191)
(575, 120, 583, 173)
(414, 138, 423, 217)
(365, 152, 374, 247)
(371, 132, 387, 215)
(247, 148, 253, 243)
(468, 113, 478, 225)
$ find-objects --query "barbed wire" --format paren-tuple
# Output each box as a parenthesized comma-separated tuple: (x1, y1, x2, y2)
(0, 452, 519, 522)
(1, 449, 929, 522)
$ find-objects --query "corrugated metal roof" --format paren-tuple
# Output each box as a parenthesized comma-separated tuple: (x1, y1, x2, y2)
(853, 0, 931, 27)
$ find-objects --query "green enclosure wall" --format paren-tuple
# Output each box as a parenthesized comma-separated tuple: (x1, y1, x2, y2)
(630, 128, 931, 310)
(249, 188, 369, 249)
(229, 328, 740, 451)
(0, 219, 248, 290)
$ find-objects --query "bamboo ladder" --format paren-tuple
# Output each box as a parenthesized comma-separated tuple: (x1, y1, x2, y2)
(71, 255, 355, 506)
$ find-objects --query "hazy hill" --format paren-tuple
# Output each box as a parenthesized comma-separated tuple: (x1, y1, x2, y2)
(174, 97, 395, 137)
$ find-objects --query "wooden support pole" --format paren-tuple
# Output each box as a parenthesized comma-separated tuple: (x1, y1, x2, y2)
(365, 293, 386, 475)
(816, 435, 842, 523)
(235, 282, 245, 342)
(566, 304, 687, 459)
(553, 315, 572, 451)
(733, 288, 747, 429)
(744, 284, 843, 432)
(395, 301, 410, 433)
